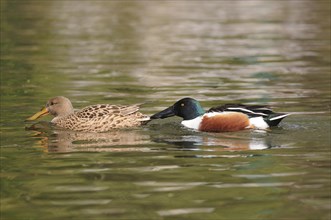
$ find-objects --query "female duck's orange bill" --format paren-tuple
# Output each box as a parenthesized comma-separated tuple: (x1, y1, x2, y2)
(26, 107, 49, 121)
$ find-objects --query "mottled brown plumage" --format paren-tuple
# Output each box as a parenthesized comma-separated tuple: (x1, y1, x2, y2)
(26, 96, 150, 132)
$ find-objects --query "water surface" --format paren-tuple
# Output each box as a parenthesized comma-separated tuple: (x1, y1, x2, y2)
(1, 1, 330, 220)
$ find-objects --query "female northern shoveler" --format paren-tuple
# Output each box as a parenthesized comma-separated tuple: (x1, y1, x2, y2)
(151, 97, 289, 132)
(26, 96, 150, 132)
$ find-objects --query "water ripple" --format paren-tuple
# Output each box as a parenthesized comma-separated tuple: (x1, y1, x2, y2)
(211, 182, 295, 188)
(157, 208, 215, 216)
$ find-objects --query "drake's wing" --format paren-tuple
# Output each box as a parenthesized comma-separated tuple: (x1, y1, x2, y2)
(207, 104, 274, 117)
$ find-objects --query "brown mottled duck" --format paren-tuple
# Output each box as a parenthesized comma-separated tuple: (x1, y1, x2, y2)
(26, 96, 150, 132)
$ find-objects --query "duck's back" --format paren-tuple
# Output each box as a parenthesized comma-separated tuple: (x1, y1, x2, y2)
(53, 104, 149, 132)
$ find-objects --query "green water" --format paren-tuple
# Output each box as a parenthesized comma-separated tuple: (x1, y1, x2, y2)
(1, 1, 330, 220)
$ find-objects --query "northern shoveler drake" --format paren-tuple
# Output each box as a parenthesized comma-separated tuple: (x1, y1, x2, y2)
(151, 97, 289, 132)
(26, 96, 150, 132)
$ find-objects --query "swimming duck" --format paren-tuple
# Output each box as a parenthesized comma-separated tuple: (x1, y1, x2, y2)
(151, 97, 289, 132)
(26, 96, 150, 132)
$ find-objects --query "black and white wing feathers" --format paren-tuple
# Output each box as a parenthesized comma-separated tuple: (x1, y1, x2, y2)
(207, 104, 289, 127)
(207, 104, 273, 117)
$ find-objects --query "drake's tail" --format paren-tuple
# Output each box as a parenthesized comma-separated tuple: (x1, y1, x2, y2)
(264, 113, 290, 127)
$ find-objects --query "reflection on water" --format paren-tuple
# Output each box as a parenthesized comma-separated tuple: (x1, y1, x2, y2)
(26, 122, 151, 153)
(26, 121, 277, 153)
(153, 132, 273, 151)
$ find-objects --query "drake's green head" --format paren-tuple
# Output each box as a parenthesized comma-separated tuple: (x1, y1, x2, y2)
(151, 97, 205, 120)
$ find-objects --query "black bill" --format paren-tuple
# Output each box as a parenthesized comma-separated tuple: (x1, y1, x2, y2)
(150, 105, 175, 119)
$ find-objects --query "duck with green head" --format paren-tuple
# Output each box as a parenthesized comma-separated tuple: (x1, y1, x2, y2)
(151, 97, 289, 132)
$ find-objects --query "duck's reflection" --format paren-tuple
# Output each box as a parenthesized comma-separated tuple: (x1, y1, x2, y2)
(26, 122, 152, 153)
(26, 122, 277, 153)
(149, 122, 278, 151)
(153, 133, 272, 151)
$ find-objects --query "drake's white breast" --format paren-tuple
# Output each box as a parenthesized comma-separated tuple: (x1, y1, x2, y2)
(181, 116, 203, 130)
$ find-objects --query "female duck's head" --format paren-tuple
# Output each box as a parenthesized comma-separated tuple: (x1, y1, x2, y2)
(26, 96, 74, 121)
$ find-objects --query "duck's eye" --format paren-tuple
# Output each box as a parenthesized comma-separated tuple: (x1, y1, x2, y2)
(181, 103, 185, 107)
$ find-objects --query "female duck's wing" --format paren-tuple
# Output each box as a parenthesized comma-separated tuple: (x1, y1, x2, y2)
(76, 104, 141, 119)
